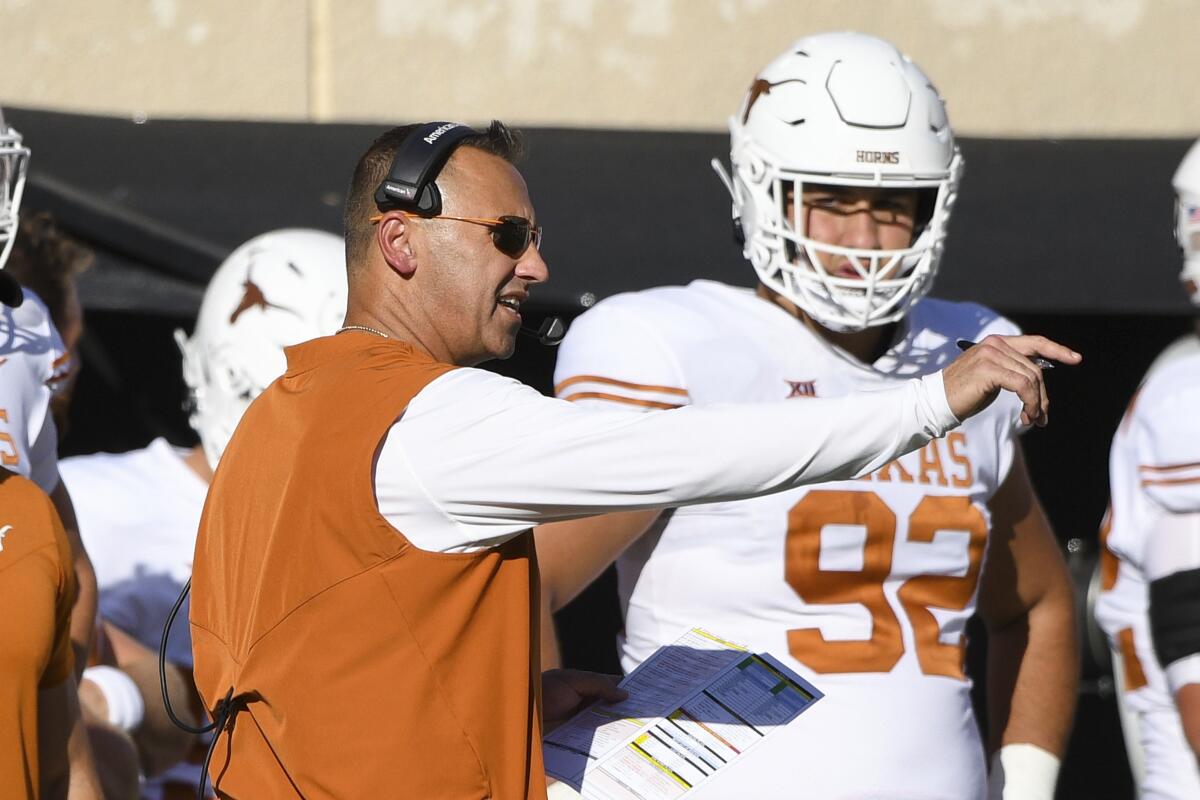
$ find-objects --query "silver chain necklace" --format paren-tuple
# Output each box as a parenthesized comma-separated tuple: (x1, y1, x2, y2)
(337, 324, 390, 339)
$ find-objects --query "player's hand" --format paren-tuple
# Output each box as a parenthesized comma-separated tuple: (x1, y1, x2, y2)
(942, 335, 1081, 427)
(541, 668, 628, 732)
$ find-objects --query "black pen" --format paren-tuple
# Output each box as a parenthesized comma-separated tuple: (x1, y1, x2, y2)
(956, 339, 1055, 370)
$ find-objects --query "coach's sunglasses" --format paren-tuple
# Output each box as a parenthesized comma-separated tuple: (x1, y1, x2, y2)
(370, 211, 542, 258)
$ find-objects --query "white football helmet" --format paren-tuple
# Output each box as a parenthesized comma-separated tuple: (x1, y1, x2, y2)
(176, 228, 347, 471)
(1173, 138, 1200, 305)
(718, 32, 962, 331)
(0, 106, 30, 305)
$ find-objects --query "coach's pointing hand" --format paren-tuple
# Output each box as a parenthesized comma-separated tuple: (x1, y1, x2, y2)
(942, 334, 1082, 428)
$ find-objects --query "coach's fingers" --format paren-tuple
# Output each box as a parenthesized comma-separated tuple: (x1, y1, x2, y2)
(978, 334, 1081, 425)
(994, 361, 1047, 427)
(1001, 334, 1082, 368)
(943, 338, 1049, 424)
(985, 339, 1049, 426)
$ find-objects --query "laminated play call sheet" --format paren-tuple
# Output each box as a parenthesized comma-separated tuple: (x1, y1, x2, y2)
(543, 628, 823, 800)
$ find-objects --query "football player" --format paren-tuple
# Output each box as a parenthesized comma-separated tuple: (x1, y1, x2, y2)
(1095, 138, 1200, 799)
(0, 106, 104, 798)
(536, 32, 1076, 799)
(58, 227, 347, 796)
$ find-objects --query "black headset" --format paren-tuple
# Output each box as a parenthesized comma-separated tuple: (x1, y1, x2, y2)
(373, 121, 480, 215)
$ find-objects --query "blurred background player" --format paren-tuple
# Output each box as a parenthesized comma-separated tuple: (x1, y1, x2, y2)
(58, 227, 347, 797)
(0, 112, 97, 666)
(1095, 139, 1200, 799)
(0, 105, 103, 798)
(3, 207, 141, 797)
(537, 32, 1076, 800)
(4, 210, 91, 432)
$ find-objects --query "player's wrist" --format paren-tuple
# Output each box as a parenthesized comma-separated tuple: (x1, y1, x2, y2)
(986, 742, 1060, 800)
(81, 664, 145, 732)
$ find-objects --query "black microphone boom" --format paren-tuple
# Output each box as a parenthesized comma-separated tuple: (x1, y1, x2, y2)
(520, 316, 566, 346)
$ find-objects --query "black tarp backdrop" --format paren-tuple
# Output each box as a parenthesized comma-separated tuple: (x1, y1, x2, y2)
(9, 107, 1196, 797)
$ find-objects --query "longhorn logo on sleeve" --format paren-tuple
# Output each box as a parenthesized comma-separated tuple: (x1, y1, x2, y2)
(0, 524, 11, 552)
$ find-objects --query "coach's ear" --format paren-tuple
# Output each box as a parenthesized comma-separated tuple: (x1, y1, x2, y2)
(376, 212, 417, 279)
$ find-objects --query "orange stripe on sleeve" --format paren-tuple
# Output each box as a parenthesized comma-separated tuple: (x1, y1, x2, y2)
(560, 392, 683, 410)
(555, 374, 689, 398)
(1141, 475, 1200, 487)
(1139, 460, 1200, 474)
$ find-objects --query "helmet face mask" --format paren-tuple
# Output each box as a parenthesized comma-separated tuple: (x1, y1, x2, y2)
(177, 229, 348, 471)
(0, 108, 31, 298)
(1173, 139, 1200, 305)
(724, 32, 962, 331)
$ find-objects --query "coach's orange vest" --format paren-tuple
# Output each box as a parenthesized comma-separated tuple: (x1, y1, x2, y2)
(190, 333, 545, 799)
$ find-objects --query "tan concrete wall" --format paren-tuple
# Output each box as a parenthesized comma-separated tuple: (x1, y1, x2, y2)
(2, 0, 1198, 136)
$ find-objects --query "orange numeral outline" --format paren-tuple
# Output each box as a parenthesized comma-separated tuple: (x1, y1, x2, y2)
(785, 490, 987, 678)
(0, 408, 18, 467)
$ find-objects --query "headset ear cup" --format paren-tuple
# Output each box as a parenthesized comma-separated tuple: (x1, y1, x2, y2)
(415, 183, 441, 216)
(374, 122, 478, 214)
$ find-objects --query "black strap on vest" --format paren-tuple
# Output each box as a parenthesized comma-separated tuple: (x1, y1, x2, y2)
(160, 579, 247, 800)
(373, 122, 479, 215)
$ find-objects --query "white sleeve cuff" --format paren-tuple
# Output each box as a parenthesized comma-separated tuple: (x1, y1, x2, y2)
(81, 665, 146, 732)
(919, 371, 961, 436)
(987, 743, 1060, 800)
(1167, 653, 1200, 696)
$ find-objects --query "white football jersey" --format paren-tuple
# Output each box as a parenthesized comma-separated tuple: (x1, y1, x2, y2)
(0, 291, 69, 492)
(555, 281, 1023, 800)
(1095, 336, 1200, 800)
(59, 438, 208, 667)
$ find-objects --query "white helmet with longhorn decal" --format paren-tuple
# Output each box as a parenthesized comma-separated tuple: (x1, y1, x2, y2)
(176, 228, 347, 470)
(716, 32, 962, 331)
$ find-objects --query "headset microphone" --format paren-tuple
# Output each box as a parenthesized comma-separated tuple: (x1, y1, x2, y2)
(520, 316, 565, 346)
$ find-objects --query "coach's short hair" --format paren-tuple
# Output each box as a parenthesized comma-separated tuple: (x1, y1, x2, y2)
(342, 121, 525, 270)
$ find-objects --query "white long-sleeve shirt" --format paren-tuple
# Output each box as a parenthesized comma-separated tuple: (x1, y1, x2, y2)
(374, 365, 959, 552)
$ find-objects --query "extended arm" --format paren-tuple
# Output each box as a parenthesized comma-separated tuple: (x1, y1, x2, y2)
(402, 334, 1076, 548)
(977, 443, 1077, 799)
